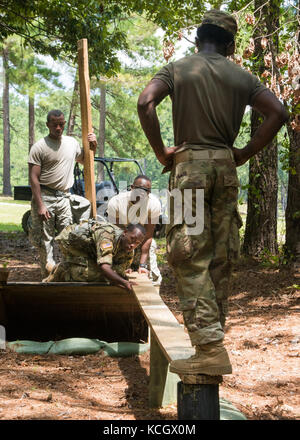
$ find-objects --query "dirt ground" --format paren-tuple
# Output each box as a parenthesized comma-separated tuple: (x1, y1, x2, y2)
(0, 230, 299, 421)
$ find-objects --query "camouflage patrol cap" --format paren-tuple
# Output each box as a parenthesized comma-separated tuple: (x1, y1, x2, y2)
(201, 9, 238, 37)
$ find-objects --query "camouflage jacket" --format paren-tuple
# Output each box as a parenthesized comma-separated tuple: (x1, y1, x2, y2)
(55, 220, 134, 277)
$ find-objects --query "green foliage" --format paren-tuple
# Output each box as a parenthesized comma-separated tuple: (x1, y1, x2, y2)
(260, 246, 290, 268)
(0, 90, 75, 190)
(85, 15, 174, 187)
(0, 0, 293, 207)
(155, 237, 167, 266)
(0, 223, 22, 232)
(287, 284, 300, 291)
(7, 37, 62, 97)
(0, 0, 207, 76)
(0, 0, 124, 76)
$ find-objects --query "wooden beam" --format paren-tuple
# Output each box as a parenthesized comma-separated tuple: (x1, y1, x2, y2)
(130, 273, 194, 407)
(131, 273, 222, 419)
(77, 38, 97, 218)
(131, 273, 194, 363)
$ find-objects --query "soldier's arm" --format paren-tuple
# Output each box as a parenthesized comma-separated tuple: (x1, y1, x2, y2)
(137, 79, 180, 166)
(94, 231, 134, 290)
(233, 89, 289, 166)
(100, 263, 136, 291)
(28, 163, 51, 221)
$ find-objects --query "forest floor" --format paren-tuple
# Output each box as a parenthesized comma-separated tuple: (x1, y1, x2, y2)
(0, 230, 299, 421)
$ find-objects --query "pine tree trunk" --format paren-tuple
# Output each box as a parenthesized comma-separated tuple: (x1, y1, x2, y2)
(242, 0, 280, 256)
(67, 75, 79, 136)
(243, 120, 278, 255)
(2, 44, 12, 196)
(28, 94, 35, 184)
(285, 4, 300, 265)
(28, 94, 35, 152)
(97, 82, 106, 183)
(285, 123, 300, 263)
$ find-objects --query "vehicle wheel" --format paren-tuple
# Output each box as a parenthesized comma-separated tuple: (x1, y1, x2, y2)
(22, 209, 32, 235)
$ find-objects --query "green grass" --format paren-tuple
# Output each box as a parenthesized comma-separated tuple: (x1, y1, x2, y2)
(0, 200, 30, 232)
(0, 196, 30, 205)
(0, 223, 23, 232)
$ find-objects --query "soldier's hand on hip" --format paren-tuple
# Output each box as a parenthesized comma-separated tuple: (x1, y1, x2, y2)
(232, 147, 248, 167)
(159, 146, 180, 166)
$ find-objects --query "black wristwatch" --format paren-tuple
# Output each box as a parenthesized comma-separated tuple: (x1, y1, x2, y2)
(139, 263, 148, 269)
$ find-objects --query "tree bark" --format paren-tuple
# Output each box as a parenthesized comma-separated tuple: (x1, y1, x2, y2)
(243, 125, 278, 255)
(2, 44, 12, 196)
(28, 94, 35, 184)
(285, 125, 300, 262)
(243, 0, 280, 256)
(97, 82, 106, 182)
(285, 0, 300, 264)
(28, 94, 35, 152)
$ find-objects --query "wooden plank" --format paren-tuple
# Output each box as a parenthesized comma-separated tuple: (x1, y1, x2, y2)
(2, 283, 140, 311)
(130, 273, 195, 363)
(149, 329, 179, 408)
(77, 38, 97, 218)
(1, 282, 148, 342)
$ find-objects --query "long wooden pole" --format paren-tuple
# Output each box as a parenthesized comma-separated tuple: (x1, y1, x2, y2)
(77, 38, 97, 218)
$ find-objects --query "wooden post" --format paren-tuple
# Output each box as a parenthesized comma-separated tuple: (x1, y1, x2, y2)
(149, 330, 179, 408)
(177, 381, 220, 420)
(77, 38, 97, 218)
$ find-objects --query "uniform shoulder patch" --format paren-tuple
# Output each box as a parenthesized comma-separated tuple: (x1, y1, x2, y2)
(100, 241, 113, 250)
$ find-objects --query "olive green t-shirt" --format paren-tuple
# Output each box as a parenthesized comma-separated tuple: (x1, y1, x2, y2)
(153, 52, 267, 149)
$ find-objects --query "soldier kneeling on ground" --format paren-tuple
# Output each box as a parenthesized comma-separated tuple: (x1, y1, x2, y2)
(43, 221, 146, 291)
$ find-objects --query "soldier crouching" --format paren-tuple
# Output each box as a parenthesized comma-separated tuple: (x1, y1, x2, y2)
(43, 220, 146, 291)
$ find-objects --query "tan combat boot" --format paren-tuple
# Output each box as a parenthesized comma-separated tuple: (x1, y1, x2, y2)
(169, 341, 232, 376)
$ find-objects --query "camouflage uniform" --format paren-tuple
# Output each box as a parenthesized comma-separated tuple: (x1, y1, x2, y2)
(29, 187, 73, 277)
(29, 189, 91, 278)
(166, 148, 242, 345)
(45, 221, 134, 282)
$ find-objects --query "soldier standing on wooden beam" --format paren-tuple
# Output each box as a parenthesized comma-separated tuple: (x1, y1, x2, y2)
(137, 9, 288, 378)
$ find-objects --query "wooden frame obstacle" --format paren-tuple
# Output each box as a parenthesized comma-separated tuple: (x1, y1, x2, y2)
(0, 281, 148, 343)
(1, 274, 222, 419)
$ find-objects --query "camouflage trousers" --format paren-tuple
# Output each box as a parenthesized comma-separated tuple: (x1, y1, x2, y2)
(132, 239, 162, 283)
(166, 149, 242, 346)
(29, 188, 73, 278)
(44, 257, 107, 283)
